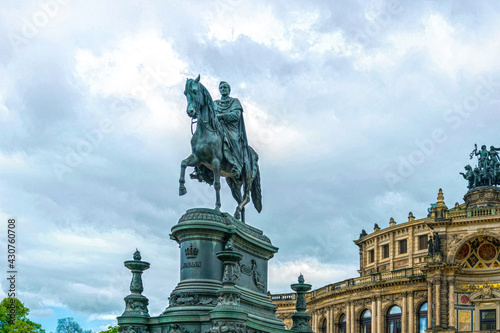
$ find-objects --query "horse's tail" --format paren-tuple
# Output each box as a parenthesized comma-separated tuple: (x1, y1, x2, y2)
(251, 167, 262, 213)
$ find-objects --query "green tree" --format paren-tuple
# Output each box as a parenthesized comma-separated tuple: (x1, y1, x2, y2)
(56, 317, 92, 333)
(0, 297, 45, 332)
(99, 326, 118, 333)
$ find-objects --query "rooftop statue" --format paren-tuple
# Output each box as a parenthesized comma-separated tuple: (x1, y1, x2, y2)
(179, 75, 262, 222)
(462, 144, 500, 189)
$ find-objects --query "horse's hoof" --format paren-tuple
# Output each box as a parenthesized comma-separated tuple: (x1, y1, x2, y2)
(179, 186, 187, 196)
(234, 211, 241, 219)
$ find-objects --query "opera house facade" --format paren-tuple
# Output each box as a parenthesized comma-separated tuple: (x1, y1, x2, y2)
(272, 167, 500, 332)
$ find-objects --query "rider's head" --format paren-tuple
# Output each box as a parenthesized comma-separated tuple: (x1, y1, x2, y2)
(482, 145, 487, 150)
(219, 81, 231, 97)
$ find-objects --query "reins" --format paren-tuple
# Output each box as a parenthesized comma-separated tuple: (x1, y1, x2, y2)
(191, 118, 197, 135)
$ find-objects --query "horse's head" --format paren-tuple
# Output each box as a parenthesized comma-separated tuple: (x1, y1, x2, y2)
(184, 75, 202, 119)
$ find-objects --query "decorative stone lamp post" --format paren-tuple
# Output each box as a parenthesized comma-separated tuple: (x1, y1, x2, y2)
(208, 240, 248, 332)
(290, 274, 314, 333)
(118, 250, 150, 333)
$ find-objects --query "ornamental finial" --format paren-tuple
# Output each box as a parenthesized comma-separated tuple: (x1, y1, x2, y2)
(133, 249, 141, 261)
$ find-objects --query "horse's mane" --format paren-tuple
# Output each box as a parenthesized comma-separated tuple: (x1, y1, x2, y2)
(191, 79, 222, 135)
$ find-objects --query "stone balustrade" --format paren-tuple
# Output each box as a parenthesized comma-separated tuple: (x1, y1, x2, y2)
(446, 207, 498, 219)
(271, 267, 425, 301)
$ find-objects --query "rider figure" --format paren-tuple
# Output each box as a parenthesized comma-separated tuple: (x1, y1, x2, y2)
(214, 81, 248, 179)
(474, 144, 489, 169)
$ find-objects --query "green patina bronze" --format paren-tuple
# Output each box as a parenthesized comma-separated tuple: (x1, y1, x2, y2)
(462, 144, 500, 189)
(116, 77, 314, 333)
(290, 274, 314, 333)
(179, 76, 261, 222)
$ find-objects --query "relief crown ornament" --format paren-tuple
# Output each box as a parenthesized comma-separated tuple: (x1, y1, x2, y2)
(185, 243, 199, 259)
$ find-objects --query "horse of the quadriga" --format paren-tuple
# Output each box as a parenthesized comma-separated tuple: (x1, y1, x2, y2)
(179, 76, 262, 222)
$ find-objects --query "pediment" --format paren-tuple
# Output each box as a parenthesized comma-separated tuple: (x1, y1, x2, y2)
(470, 286, 500, 302)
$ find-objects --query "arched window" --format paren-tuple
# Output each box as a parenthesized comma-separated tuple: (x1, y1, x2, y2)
(321, 318, 327, 333)
(360, 309, 371, 333)
(339, 314, 347, 333)
(418, 302, 428, 333)
(386, 305, 402, 333)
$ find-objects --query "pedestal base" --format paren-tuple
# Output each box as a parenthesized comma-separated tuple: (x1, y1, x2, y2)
(125, 208, 289, 333)
(464, 186, 500, 209)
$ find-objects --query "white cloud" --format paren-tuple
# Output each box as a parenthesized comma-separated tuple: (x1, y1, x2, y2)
(75, 30, 187, 97)
(75, 30, 189, 138)
(1, 1, 500, 332)
(269, 257, 357, 293)
(206, 3, 289, 50)
(0, 151, 29, 170)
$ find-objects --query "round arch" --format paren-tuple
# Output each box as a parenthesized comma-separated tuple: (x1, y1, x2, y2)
(386, 305, 402, 333)
(416, 302, 428, 333)
(338, 313, 347, 333)
(319, 316, 327, 333)
(453, 235, 500, 270)
(360, 309, 372, 333)
(448, 232, 500, 263)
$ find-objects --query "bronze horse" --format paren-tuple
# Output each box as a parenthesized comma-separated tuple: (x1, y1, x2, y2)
(179, 75, 262, 221)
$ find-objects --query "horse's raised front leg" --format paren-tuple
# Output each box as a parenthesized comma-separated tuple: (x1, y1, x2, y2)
(179, 154, 198, 196)
(212, 158, 221, 211)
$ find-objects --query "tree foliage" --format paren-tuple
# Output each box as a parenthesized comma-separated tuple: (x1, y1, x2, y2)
(99, 326, 119, 333)
(0, 297, 45, 332)
(56, 317, 92, 333)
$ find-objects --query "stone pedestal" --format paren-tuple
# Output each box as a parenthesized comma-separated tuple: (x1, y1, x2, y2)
(464, 186, 500, 209)
(153, 208, 288, 333)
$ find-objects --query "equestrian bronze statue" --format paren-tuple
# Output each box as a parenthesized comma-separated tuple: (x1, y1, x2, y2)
(179, 75, 262, 222)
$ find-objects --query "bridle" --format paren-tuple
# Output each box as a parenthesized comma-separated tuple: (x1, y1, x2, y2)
(188, 89, 217, 135)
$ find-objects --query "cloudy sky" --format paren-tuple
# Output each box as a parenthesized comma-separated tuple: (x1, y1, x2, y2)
(1, 0, 500, 331)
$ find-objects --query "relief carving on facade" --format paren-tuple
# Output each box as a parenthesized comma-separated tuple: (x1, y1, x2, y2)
(238, 260, 265, 292)
(119, 326, 149, 333)
(167, 292, 217, 308)
(163, 324, 194, 333)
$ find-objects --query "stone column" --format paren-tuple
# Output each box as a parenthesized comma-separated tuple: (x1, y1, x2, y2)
(435, 281, 441, 327)
(371, 297, 376, 333)
(448, 279, 455, 328)
(359, 244, 364, 276)
(350, 301, 355, 333)
(345, 301, 351, 333)
(328, 306, 332, 333)
(427, 281, 433, 329)
(408, 291, 414, 333)
(377, 296, 382, 333)
(390, 232, 395, 270)
(374, 237, 379, 270)
(409, 227, 414, 268)
(402, 292, 407, 333)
